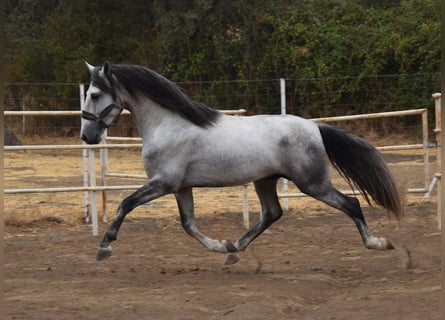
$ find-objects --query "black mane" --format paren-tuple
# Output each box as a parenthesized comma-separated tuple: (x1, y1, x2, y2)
(92, 64, 220, 127)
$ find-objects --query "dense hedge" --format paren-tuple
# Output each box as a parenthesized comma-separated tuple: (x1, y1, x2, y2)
(5, 0, 440, 117)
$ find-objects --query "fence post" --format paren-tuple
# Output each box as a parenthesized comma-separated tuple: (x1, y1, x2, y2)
(88, 149, 99, 236)
(79, 84, 90, 223)
(280, 78, 289, 211)
(242, 185, 249, 228)
(21, 96, 26, 135)
(80, 83, 99, 236)
(100, 130, 108, 223)
(422, 109, 429, 192)
(433, 93, 442, 230)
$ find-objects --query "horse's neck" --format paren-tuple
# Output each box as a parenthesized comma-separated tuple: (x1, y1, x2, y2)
(125, 97, 185, 142)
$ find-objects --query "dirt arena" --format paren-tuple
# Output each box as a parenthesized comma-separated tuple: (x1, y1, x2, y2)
(4, 137, 442, 319)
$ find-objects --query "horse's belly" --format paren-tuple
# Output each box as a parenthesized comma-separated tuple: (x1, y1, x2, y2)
(182, 157, 279, 187)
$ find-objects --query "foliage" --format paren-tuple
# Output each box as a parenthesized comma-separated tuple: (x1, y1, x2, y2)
(5, 0, 440, 117)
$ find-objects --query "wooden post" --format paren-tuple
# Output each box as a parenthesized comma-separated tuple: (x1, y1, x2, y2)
(280, 78, 289, 211)
(79, 84, 90, 223)
(422, 109, 429, 192)
(88, 149, 99, 236)
(100, 130, 108, 223)
(242, 184, 249, 228)
(21, 96, 26, 135)
(433, 93, 442, 230)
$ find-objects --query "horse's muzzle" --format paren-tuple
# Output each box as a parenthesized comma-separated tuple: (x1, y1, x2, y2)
(81, 131, 102, 145)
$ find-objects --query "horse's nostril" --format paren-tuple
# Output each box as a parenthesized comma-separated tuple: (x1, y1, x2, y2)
(81, 134, 89, 143)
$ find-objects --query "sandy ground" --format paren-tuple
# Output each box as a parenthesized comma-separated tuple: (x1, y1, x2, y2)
(4, 137, 441, 319)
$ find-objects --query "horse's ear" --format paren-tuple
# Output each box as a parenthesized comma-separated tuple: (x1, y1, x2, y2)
(103, 61, 112, 80)
(85, 61, 95, 74)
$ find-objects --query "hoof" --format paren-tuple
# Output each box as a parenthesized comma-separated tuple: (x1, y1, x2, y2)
(386, 240, 395, 250)
(366, 237, 395, 250)
(224, 252, 240, 265)
(378, 237, 395, 250)
(96, 245, 112, 261)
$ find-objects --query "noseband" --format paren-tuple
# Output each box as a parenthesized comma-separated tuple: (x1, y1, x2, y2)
(82, 103, 122, 129)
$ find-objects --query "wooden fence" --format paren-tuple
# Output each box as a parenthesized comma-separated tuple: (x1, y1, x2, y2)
(4, 85, 442, 234)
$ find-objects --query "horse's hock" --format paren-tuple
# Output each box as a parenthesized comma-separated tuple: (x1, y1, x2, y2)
(4, 129, 22, 146)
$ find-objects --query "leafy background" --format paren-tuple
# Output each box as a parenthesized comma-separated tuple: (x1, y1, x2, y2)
(4, 0, 441, 135)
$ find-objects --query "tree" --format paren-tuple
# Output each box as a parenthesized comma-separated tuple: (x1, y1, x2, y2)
(4, 0, 440, 117)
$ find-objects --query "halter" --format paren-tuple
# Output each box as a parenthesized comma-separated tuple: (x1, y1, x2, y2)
(81, 102, 122, 129)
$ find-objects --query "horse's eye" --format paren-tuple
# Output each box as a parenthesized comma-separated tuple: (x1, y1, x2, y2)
(91, 93, 100, 101)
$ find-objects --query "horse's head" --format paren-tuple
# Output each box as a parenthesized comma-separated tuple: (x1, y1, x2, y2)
(81, 61, 123, 144)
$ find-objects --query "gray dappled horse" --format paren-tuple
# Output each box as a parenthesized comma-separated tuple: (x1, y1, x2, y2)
(81, 62, 403, 265)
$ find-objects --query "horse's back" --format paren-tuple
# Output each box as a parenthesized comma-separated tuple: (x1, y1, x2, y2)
(211, 114, 323, 153)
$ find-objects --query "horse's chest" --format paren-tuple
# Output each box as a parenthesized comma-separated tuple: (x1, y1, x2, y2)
(141, 143, 187, 174)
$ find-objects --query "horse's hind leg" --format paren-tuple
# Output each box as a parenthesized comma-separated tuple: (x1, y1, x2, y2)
(175, 188, 238, 255)
(304, 186, 394, 250)
(228, 176, 283, 263)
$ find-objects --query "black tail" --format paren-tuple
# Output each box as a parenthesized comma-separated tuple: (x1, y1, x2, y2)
(318, 123, 403, 219)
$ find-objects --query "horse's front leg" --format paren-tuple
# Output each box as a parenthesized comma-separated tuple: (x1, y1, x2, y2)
(175, 188, 239, 255)
(96, 178, 170, 260)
